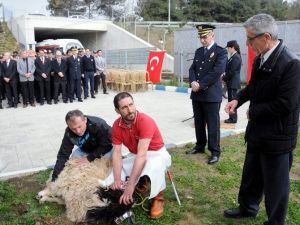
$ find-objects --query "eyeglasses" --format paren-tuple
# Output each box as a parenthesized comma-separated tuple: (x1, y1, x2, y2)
(246, 33, 265, 42)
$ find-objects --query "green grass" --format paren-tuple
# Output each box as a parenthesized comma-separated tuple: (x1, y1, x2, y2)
(0, 133, 299, 225)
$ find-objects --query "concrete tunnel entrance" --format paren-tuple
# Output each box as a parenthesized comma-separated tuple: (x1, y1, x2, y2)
(34, 27, 106, 51)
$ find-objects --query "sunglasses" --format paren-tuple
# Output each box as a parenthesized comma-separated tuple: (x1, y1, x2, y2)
(246, 33, 265, 42)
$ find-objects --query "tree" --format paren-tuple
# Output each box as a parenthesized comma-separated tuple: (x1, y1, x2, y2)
(287, 0, 300, 20)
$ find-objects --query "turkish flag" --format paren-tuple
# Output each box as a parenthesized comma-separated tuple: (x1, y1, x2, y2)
(146, 50, 165, 83)
(247, 46, 256, 84)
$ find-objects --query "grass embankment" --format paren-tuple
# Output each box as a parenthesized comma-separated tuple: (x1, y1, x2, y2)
(0, 133, 299, 225)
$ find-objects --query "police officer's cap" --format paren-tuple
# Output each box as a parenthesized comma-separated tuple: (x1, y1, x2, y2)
(196, 24, 216, 38)
(226, 40, 238, 48)
(71, 47, 78, 52)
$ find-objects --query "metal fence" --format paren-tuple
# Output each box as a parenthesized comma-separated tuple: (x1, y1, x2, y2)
(105, 47, 155, 69)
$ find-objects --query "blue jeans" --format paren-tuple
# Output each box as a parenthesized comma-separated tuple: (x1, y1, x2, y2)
(70, 147, 112, 159)
(83, 71, 95, 98)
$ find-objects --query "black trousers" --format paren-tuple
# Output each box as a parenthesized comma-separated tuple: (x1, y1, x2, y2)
(20, 81, 34, 104)
(227, 88, 238, 121)
(4, 81, 18, 106)
(238, 148, 292, 225)
(0, 81, 2, 105)
(192, 100, 221, 155)
(37, 80, 51, 103)
(69, 79, 82, 100)
(54, 81, 67, 102)
(94, 72, 107, 93)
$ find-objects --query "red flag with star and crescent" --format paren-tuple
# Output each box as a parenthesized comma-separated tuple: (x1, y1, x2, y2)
(146, 50, 165, 83)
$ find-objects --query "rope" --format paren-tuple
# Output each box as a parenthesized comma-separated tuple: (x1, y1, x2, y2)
(133, 192, 150, 212)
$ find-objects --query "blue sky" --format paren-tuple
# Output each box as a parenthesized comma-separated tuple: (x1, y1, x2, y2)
(1, 0, 49, 17)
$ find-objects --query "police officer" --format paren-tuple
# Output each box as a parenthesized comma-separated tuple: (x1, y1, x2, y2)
(67, 47, 83, 102)
(186, 24, 227, 164)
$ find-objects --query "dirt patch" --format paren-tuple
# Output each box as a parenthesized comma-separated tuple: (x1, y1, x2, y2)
(9, 175, 44, 193)
(176, 212, 202, 225)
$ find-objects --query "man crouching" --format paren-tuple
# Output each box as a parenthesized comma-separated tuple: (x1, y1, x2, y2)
(105, 92, 171, 219)
(51, 109, 113, 182)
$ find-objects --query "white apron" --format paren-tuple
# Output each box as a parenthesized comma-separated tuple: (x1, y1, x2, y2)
(102, 146, 171, 199)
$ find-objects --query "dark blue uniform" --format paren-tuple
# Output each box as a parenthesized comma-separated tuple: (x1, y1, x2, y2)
(189, 43, 227, 156)
(67, 55, 83, 101)
(223, 52, 242, 122)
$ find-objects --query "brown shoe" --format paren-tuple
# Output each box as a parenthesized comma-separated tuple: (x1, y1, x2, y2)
(150, 191, 164, 219)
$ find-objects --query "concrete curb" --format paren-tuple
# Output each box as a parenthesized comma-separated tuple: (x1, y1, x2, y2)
(153, 84, 191, 94)
(0, 128, 245, 181)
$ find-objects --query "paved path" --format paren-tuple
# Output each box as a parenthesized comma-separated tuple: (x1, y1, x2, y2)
(0, 90, 249, 179)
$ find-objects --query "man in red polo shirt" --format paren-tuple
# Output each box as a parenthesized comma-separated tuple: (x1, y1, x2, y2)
(105, 92, 171, 219)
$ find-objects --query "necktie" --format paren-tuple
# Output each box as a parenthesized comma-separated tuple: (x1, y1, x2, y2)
(259, 55, 264, 68)
(26, 58, 29, 73)
(204, 47, 208, 56)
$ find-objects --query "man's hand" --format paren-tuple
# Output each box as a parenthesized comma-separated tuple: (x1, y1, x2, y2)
(3, 77, 9, 83)
(58, 72, 64, 77)
(225, 100, 238, 115)
(42, 73, 47, 78)
(119, 183, 135, 205)
(191, 81, 200, 92)
(75, 157, 89, 165)
(81, 74, 84, 78)
(110, 180, 125, 190)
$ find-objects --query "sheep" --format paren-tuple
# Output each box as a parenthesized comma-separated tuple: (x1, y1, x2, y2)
(37, 157, 115, 223)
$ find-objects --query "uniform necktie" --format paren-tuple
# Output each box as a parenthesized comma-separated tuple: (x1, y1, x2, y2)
(204, 47, 208, 56)
(26, 58, 29, 73)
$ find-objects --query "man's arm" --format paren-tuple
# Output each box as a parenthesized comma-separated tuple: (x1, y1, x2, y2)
(111, 144, 123, 190)
(51, 132, 74, 181)
(119, 138, 150, 205)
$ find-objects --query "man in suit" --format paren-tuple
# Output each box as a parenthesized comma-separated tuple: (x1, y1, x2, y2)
(52, 50, 68, 104)
(17, 50, 36, 107)
(67, 48, 83, 103)
(35, 49, 52, 105)
(82, 48, 96, 99)
(2, 52, 19, 108)
(224, 14, 300, 225)
(222, 40, 242, 123)
(94, 49, 108, 94)
(186, 24, 227, 164)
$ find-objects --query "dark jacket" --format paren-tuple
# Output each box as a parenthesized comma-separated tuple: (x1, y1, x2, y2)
(52, 116, 112, 181)
(1, 60, 18, 82)
(67, 55, 83, 80)
(223, 52, 241, 89)
(82, 55, 96, 73)
(189, 43, 227, 102)
(34, 57, 52, 81)
(51, 58, 68, 82)
(236, 40, 300, 154)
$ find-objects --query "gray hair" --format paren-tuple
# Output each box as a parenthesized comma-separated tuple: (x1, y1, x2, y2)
(244, 14, 278, 40)
(65, 109, 85, 123)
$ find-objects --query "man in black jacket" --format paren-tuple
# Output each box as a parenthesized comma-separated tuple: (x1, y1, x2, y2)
(224, 14, 300, 225)
(51, 109, 113, 182)
(82, 48, 96, 99)
(52, 50, 68, 104)
(2, 52, 18, 108)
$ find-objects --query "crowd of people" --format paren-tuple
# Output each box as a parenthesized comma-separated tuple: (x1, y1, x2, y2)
(0, 47, 108, 109)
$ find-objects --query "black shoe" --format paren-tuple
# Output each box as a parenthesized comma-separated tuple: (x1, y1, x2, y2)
(70, 99, 73, 103)
(224, 208, 256, 218)
(103, 92, 109, 95)
(78, 99, 83, 102)
(47, 101, 52, 105)
(14, 104, 18, 108)
(208, 155, 219, 164)
(40, 102, 44, 106)
(185, 148, 205, 155)
(224, 119, 237, 124)
(84, 96, 87, 99)
(91, 95, 96, 98)
(0, 104, 2, 109)
(63, 100, 68, 103)
(7, 105, 13, 108)
(54, 100, 58, 104)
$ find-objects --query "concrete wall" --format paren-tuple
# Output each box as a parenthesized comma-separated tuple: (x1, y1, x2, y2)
(8, 15, 174, 72)
(174, 20, 300, 82)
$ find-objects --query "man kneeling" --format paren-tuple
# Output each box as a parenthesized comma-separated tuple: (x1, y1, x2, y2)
(106, 92, 171, 219)
(51, 109, 113, 182)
